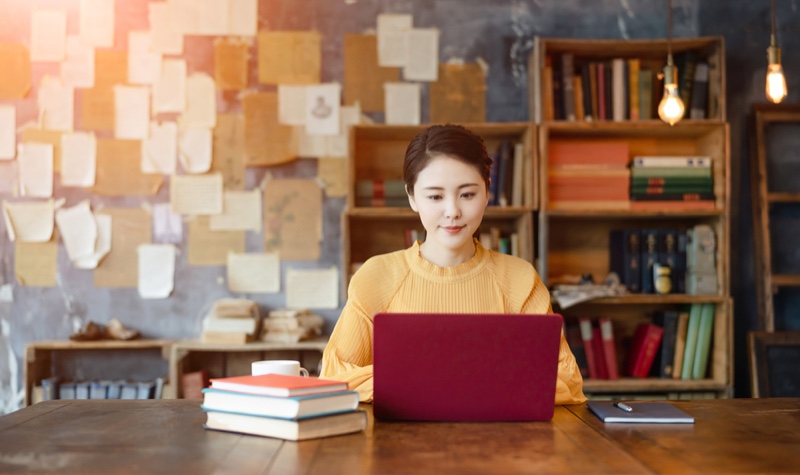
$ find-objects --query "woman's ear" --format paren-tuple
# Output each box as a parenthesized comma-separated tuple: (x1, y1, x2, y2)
(406, 185, 418, 212)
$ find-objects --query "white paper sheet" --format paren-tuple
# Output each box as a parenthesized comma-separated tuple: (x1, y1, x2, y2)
(0, 284, 12, 303)
(404, 28, 439, 81)
(169, 0, 199, 35)
(61, 132, 96, 187)
(278, 85, 307, 126)
(297, 129, 329, 158)
(228, 0, 257, 36)
(114, 85, 150, 140)
(209, 190, 261, 231)
(170, 173, 223, 215)
(148, 2, 184, 55)
(153, 59, 186, 114)
(285, 267, 338, 309)
(31, 9, 67, 62)
(327, 104, 361, 158)
(37, 76, 74, 132)
(61, 36, 95, 88)
(79, 0, 115, 48)
(384, 82, 420, 125)
(55, 200, 97, 261)
(180, 73, 217, 129)
(17, 143, 54, 197)
(74, 213, 111, 269)
(137, 244, 175, 299)
(142, 121, 177, 174)
(197, 0, 229, 36)
(0, 105, 15, 160)
(2, 199, 55, 242)
(152, 202, 182, 244)
(305, 83, 341, 136)
(227, 252, 280, 293)
(377, 14, 412, 67)
(0, 161, 18, 194)
(178, 128, 212, 174)
(128, 31, 162, 85)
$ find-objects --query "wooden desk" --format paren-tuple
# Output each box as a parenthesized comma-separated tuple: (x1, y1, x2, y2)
(1, 399, 798, 474)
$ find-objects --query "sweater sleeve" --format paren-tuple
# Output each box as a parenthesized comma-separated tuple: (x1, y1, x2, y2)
(320, 297, 375, 402)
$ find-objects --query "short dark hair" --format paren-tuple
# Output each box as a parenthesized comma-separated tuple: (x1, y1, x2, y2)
(403, 124, 492, 195)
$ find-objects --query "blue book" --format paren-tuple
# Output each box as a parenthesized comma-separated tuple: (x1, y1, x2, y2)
(200, 388, 359, 420)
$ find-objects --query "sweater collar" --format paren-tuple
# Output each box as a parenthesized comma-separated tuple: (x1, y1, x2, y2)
(406, 238, 489, 282)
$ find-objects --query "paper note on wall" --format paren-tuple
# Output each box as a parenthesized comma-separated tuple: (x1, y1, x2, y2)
(227, 252, 280, 293)
(94, 50, 127, 89)
(31, 9, 66, 62)
(343, 34, 400, 112)
(211, 114, 245, 190)
(285, 267, 338, 309)
(263, 179, 322, 261)
(2, 199, 55, 242)
(21, 128, 62, 172)
(278, 85, 307, 126)
(55, 200, 97, 262)
(93, 139, 163, 196)
(114, 85, 150, 140)
(61, 36, 95, 88)
(178, 127, 212, 174)
(429, 63, 487, 124)
(74, 213, 111, 269)
(305, 83, 341, 136)
(187, 215, 245, 266)
(214, 38, 248, 90)
(61, 132, 96, 187)
(79, 0, 115, 48)
(181, 73, 217, 129)
(38, 76, 74, 132)
(384, 82, 420, 125)
(170, 173, 223, 215)
(228, 0, 257, 36)
(142, 121, 177, 174)
(257, 31, 321, 85)
(128, 31, 161, 85)
(210, 189, 262, 231)
(148, 2, 183, 55)
(18, 143, 54, 198)
(152, 203, 182, 244)
(15, 234, 58, 287)
(196, 0, 229, 36)
(94, 208, 151, 288)
(317, 157, 347, 197)
(377, 14, 412, 67)
(243, 91, 298, 166)
(81, 87, 114, 132)
(0, 106, 15, 160)
(404, 28, 439, 82)
(138, 244, 175, 299)
(0, 43, 32, 99)
(153, 59, 186, 114)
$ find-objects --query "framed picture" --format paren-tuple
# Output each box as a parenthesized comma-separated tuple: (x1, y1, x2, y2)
(748, 331, 800, 397)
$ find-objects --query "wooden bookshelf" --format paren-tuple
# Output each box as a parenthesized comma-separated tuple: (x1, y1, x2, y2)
(531, 37, 731, 399)
(343, 123, 537, 289)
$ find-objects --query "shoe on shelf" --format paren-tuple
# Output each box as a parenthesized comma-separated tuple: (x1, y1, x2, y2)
(104, 318, 141, 341)
(69, 321, 103, 341)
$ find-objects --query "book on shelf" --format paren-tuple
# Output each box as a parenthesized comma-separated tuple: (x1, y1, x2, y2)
(603, 60, 613, 120)
(90, 381, 109, 399)
(597, 62, 607, 120)
(680, 303, 704, 380)
(598, 318, 619, 380)
(658, 229, 680, 295)
(625, 323, 664, 378)
(589, 62, 599, 120)
(120, 382, 139, 399)
(578, 318, 600, 379)
(511, 142, 524, 207)
(106, 379, 126, 399)
(41, 377, 59, 401)
(137, 380, 155, 399)
(691, 303, 715, 379)
(627, 58, 640, 120)
(356, 179, 406, 199)
(676, 50, 698, 119)
(548, 140, 629, 168)
(611, 58, 626, 122)
(640, 229, 659, 294)
(632, 156, 711, 168)
(651, 310, 679, 378)
(201, 331, 253, 344)
(209, 373, 349, 397)
(629, 200, 716, 211)
(609, 229, 641, 293)
(75, 381, 90, 399)
(203, 408, 368, 441)
(630, 185, 713, 195)
(202, 316, 258, 334)
(496, 140, 515, 206)
(630, 176, 713, 187)
(59, 382, 76, 400)
(561, 53, 576, 121)
(355, 197, 409, 208)
(672, 311, 691, 380)
(566, 323, 590, 378)
(542, 61, 554, 121)
(202, 388, 359, 419)
(629, 193, 715, 202)
(592, 326, 609, 379)
(638, 68, 653, 120)
(573, 74, 584, 121)
(689, 62, 709, 119)
(183, 370, 209, 399)
(580, 63, 594, 121)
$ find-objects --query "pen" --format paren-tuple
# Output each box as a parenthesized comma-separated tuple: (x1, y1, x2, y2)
(615, 402, 634, 413)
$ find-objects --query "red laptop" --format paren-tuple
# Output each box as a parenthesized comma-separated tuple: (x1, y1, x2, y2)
(373, 312, 563, 422)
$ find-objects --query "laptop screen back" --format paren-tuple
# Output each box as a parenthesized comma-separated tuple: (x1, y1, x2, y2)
(373, 313, 563, 422)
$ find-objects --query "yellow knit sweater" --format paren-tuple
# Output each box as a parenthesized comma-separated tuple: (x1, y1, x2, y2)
(321, 241, 587, 405)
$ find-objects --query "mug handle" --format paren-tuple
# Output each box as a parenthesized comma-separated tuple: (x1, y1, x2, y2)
(299, 367, 309, 377)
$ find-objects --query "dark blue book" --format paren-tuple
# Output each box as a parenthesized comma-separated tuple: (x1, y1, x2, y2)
(650, 310, 680, 378)
(610, 230, 641, 293)
(640, 229, 659, 294)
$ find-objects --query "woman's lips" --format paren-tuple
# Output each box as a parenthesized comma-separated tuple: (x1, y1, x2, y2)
(441, 226, 464, 234)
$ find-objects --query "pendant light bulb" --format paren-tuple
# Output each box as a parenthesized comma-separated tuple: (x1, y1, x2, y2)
(766, 43, 787, 104)
(658, 59, 685, 126)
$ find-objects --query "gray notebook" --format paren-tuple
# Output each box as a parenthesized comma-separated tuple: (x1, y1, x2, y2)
(588, 401, 695, 424)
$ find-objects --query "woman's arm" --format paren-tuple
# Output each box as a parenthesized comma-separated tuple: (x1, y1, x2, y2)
(320, 300, 376, 402)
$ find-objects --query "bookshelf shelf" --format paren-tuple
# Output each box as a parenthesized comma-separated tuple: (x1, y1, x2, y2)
(531, 36, 732, 399)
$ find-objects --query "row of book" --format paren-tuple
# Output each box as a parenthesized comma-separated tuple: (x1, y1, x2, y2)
(610, 224, 717, 295)
(567, 304, 716, 381)
(201, 373, 367, 441)
(630, 156, 714, 206)
(543, 51, 712, 123)
(38, 376, 168, 400)
(201, 298, 324, 345)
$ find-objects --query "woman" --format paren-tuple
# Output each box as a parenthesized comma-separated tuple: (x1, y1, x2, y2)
(321, 124, 586, 405)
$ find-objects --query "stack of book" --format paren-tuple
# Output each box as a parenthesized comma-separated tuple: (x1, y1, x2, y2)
(260, 308, 324, 343)
(201, 298, 260, 344)
(629, 156, 715, 210)
(201, 373, 367, 441)
(547, 140, 630, 210)
(355, 179, 407, 207)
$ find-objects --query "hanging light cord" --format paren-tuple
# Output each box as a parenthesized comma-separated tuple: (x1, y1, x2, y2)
(771, 0, 777, 44)
(668, 0, 673, 58)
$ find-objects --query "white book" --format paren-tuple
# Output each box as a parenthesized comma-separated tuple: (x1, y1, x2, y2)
(632, 156, 712, 168)
(611, 58, 626, 122)
(202, 316, 257, 333)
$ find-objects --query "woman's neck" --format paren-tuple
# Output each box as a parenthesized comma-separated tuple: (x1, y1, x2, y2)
(418, 240, 477, 268)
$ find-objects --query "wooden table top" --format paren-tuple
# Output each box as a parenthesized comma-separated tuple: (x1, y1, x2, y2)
(0, 398, 797, 474)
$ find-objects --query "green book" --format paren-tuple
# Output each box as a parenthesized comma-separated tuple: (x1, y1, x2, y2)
(691, 303, 715, 380)
(630, 176, 713, 187)
(638, 69, 653, 120)
(631, 184, 714, 194)
(681, 303, 703, 380)
(630, 167, 712, 178)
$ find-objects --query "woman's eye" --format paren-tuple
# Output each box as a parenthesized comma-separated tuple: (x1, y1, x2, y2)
(461, 192, 476, 199)
(427, 195, 442, 201)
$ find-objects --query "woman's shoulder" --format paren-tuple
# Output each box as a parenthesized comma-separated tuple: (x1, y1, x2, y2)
(484, 249, 542, 292)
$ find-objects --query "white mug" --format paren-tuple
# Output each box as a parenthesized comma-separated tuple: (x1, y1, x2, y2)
(251, 360, 309, 377)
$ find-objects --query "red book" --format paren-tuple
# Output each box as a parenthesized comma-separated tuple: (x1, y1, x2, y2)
(209, 374, 348, 397)
(598, 318, 619, 380)
(578, 318, 599, 379)
(548, 140, 629, 167)
(592, 327, 609, 379)
(625, 324, 665, 378)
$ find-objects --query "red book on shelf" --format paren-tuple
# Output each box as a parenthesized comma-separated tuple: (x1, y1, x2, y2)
(598, 318, 619, 380)
(209, 374, 348, 397)
(548, 140, 629, 167)
(625, 323, 665, 378)
(578, 318, 600, 379)
(592, 326, 609, 379)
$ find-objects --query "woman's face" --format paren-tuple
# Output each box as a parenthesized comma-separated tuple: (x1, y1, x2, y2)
(407, 155, 489, 264)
